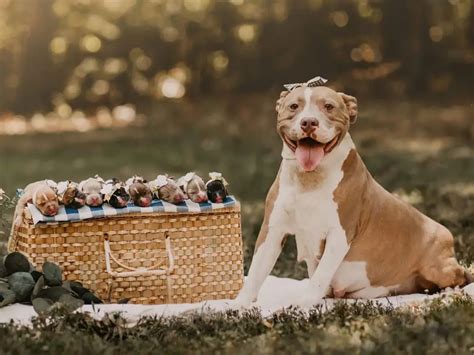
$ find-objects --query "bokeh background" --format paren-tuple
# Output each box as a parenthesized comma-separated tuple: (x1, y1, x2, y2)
(1, 0, 473, 276)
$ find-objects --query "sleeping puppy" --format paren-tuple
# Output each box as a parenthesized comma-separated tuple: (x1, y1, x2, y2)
(149, 175, 185, 204)
(177, 172, 208, 203)
(126, 176, 153, 207)
(12, 180, 59, 227)
(56, 180, 86, 209)
(79, 175, 104, 207)
(102, 178, 130, 208)
(206, 172, 229, 203)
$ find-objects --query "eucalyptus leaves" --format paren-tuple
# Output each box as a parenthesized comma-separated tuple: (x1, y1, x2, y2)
(0, 251, 102, 314)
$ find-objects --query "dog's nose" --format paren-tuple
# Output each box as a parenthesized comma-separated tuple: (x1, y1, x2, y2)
(174, 194, 184, 204)
(196, 192, 208, 203)
(140, 197, 151, 207)
(47, 206, 58, 215)
(300, 117, 319, 133)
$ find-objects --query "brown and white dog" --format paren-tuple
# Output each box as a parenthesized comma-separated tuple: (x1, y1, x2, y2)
(233, 82, 470, 308)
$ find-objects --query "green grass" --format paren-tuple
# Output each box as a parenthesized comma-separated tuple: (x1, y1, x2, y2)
(0, 95, 473, 353)
(1, 296, 473, 354)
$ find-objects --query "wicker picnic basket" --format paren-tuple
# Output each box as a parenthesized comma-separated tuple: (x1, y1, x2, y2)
(8, 205, 243, 304)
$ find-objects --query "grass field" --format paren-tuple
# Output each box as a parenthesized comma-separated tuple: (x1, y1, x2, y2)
(1, 297, 474, 354)
(0, 95, 473, 353)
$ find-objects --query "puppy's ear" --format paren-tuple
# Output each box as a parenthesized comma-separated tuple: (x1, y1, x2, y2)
(275, 91, 289, 112)
(78, 180, 86, 191)
(339, 93, 358, 124)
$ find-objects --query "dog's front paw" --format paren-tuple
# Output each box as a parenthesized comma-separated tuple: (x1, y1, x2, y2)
(293, 294, 323, 309)
(225, 294, 254, 311)
(225, 300, 249, 312)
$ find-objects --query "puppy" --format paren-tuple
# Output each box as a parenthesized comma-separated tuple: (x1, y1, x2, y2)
(177, 172, 208, 203)
(102, 178, 130, 208)
(126, 176, 153, 207)
(149, 175, 185, 204)
(206, 172, 229, 203)
(12, 180, 59, 227)
(56, 180, 86, 209)
(79, 175, 104, 207)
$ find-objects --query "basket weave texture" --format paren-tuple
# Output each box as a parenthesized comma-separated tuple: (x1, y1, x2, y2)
(8, 205, 243, 304)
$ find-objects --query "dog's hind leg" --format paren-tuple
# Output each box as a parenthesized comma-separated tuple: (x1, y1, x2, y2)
(420, 257, 467, 289)
(419, 226, 468, 289)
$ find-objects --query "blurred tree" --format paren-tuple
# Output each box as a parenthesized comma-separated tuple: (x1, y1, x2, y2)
(381, 0, 433, 93)
(12, 0, 56, 113)
(0, 0, 472, 116)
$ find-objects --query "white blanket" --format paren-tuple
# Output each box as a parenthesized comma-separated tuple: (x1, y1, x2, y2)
(1, 276, 473, 325)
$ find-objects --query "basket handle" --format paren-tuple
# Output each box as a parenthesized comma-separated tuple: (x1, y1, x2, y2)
(103, 233, 175, 277)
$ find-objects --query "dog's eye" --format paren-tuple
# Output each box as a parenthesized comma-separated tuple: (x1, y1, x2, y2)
(289, 103, 299, 111)
(324, 103, 334, 111)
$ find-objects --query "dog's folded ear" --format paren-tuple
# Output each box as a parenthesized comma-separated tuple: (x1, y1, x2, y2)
(339, 93, 358, 124)
(275, 91, 289, 112)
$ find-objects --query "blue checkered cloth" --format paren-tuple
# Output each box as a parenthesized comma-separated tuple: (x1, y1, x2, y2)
(27, 196, 238, 225)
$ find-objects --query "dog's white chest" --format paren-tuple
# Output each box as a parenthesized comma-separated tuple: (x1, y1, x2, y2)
(295, 174, 344, 263)
(277, 148, 348, 267)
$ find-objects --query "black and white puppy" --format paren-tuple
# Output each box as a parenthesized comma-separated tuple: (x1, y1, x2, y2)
(206, 172, 229, 203)
(102, 178, 130, 208)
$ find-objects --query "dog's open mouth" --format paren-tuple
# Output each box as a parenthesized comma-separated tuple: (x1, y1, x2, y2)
(283, 135, 339, 172)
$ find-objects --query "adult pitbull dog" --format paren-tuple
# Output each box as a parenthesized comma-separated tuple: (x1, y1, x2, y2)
(234, 78, 470, 308)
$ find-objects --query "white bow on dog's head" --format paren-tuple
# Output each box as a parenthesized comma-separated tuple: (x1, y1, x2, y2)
(283, 76, 328, 91)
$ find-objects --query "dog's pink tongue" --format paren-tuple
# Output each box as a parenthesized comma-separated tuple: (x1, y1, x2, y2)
(295, 142, 324, 172)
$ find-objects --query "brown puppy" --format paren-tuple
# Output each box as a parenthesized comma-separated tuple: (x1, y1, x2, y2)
(177, 172, 208, 203)
(149, 175, 186, 204)
(57, 180, 86, 209)
(126, 176, 153, 207)
(12, 180, 59, 227)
